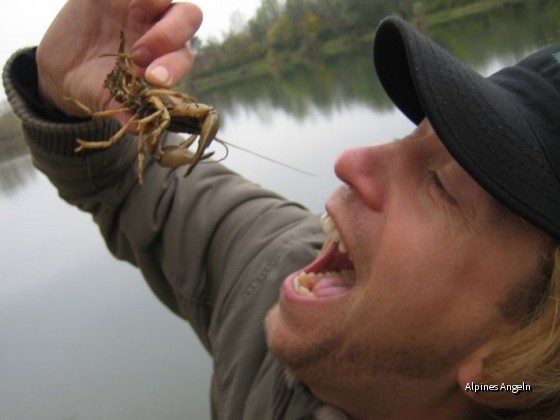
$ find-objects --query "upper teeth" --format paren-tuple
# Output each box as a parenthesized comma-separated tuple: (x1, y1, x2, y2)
(320, 213, 348, 254)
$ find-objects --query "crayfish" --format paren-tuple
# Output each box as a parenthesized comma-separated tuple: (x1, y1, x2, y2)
(69, 32, 219, 184)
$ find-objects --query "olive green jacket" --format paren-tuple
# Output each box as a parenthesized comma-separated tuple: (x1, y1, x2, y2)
(3, 49, 348, 420)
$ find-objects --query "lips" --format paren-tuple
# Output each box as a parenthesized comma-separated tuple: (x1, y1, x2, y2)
(291, 213, 356, 298)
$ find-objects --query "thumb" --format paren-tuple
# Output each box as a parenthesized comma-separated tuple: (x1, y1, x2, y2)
(144, 42, 194, 87)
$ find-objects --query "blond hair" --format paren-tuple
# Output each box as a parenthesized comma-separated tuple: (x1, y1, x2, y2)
(481, 247, 560, 418)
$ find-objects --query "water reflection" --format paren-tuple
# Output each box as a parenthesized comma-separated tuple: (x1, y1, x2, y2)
(426, 0, 560, 65)
(0, 155, 36, 196)
(196, 49, 392, 127)
(0, 110, 34, 194)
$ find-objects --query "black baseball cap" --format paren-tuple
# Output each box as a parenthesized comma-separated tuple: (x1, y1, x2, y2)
(374, 16, 560, 241)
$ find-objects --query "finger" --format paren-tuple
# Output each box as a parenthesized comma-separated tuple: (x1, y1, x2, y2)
(130, 3, 202, 68)
(129, 0, 172, 24)
(144, 44, 195, 87)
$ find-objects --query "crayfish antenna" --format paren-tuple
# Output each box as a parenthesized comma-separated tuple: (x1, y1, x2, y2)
(99, 31, 127, 58)
(213, 137, 317, 177)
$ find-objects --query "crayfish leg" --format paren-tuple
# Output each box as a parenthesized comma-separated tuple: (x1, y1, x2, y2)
(74, 115, 138, 152)
(64, 96, 131, 119)
(145, 88, 197, 103)
(137, 124, 147, 185)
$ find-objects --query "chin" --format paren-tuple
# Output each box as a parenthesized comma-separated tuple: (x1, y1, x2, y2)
(264, 302, 294, 358)
(264, 301, 344, 380)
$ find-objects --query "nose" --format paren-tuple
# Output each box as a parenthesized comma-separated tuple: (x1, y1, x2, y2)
(334, 146, 390, 212)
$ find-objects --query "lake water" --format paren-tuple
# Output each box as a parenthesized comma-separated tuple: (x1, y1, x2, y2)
(1, 2, 559, 419)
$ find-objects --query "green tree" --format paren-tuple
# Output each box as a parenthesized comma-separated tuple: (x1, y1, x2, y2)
(248, 0, 282, 43)
(267, 14, 298, 51)
(299, 10, 323, 42)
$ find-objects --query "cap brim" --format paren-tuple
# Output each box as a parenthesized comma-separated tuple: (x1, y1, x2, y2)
(374, 16, 560, 240)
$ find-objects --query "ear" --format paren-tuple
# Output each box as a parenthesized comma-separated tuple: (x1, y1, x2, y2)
(456, 341, 498, 402)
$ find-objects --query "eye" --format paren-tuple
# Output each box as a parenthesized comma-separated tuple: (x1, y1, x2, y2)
(429, 171, 459, 206)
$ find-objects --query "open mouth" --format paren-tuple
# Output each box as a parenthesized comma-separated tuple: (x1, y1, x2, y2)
(292, 213, 356, 298)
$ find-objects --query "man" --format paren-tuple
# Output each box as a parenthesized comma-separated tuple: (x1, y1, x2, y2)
(4, 0, 560, 418)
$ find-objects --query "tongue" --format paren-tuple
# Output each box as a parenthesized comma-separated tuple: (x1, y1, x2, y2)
(312, 275, 354, 298)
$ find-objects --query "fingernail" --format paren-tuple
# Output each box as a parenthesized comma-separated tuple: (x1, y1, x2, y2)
(149, 66, 170, 85)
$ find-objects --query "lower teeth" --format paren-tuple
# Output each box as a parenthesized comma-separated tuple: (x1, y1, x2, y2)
(293, 270, 354, 297)
(293, 272, 316, 296)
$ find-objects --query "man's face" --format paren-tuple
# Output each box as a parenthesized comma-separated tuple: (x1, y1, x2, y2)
(265, 120, 549, 390)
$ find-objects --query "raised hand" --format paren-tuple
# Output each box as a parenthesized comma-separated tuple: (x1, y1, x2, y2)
(36, 0, 202, 120)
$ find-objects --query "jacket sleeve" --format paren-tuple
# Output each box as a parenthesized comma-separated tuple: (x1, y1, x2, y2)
(2, 48, 319, 353)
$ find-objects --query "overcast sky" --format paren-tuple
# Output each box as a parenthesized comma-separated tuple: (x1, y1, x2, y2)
(0, 0, 263, 100)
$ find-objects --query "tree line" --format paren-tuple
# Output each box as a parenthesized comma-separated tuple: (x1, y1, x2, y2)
(189, 0, 500, 79)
